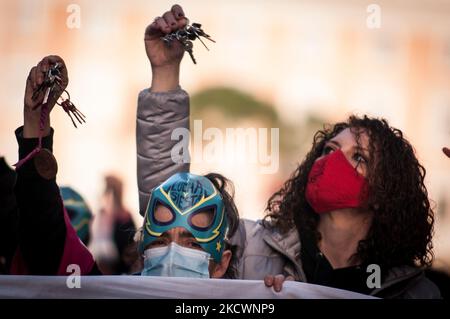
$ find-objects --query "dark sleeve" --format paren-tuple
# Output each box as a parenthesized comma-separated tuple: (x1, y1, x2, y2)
(88, 262, 103, 275)
(14, 126, 66, 275)
(0, 157, 18, 273)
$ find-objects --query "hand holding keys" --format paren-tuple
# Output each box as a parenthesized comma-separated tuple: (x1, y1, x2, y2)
(32, 62, 85, 128)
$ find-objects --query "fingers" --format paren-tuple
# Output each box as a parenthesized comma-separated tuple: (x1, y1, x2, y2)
(37, 58, 49, 74)
(144, 21, 159, 39)
(163, 11, 178, 32)
(34, 55, 67, 83)
(273, 275, 285, 292)
(46, 55, 67, 76)
(160, 11, 188, 32)
(264, 274, 289, 292)
(46, 55, 68, 88)
(443, 147, 450, 158)
(155, 17, 171, 34)
(171, 4, 185, 19)
(25, 67, 39, 109)
(26, 66, 44, 110)
(145, 5, 188, 38)
(28, 66, 38, 91)
(171, 5, 188, 29)
(39, 55, 65, 72)
(25, 55, 68, 111)
(176, 16, 188, 29)
(43, 55, 64, 65)
(264, 275, 274, 287)
(36, 61, 46, 86)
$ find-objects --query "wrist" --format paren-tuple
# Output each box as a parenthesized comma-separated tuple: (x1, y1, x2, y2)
(150, 64, 180, 92)
(23, 108, 50, 138)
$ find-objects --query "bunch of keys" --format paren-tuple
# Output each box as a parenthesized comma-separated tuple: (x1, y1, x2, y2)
(17, 62, 86, 179)
(32, 62, 86, 128)
(161, 23, 216, 64)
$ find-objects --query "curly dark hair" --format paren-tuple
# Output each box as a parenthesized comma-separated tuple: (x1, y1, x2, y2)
(264, 115, 434, 269)
(204, 172, 240, 279)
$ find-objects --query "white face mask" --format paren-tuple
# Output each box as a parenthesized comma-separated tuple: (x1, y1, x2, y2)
(141, 242, 211, 278)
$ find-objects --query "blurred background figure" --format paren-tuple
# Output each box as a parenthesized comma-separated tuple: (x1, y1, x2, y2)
(91, 175, 138, 274)
(60, 186, 93, 246)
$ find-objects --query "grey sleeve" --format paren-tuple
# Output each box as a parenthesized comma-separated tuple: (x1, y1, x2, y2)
(136, 87, 190, 216)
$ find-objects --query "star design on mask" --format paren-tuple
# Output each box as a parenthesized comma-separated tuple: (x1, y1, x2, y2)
(216, 241, 221, 252)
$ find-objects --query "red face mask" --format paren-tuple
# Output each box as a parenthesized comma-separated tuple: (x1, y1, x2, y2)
(305, 149, 368, 214)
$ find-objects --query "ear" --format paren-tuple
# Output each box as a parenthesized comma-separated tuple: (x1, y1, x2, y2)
(210, 249, 232, 278)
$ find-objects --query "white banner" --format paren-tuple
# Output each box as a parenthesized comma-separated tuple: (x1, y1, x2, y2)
(0, 275, 376, 299)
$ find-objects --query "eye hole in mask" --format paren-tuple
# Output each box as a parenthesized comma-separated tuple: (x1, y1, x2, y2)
(153, 202, 175, 225)
(188, 207, 216, 231)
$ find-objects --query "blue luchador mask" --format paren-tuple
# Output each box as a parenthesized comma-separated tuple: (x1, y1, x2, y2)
(140, 173, 228, 263)
(60, 186, 92, 244)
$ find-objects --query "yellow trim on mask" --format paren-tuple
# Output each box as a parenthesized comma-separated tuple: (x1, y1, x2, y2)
(73, 218, 90, 232)
(159, 186, 218, 216)
(63, 198, 87, 208)
(145, 217, 162, 237)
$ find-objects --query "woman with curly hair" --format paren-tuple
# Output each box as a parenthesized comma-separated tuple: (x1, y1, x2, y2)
(232, 115, 440, 298)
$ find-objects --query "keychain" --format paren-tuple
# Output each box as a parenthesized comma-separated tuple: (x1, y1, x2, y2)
(14, 62, 85, 179)
(161, 22, 216, 64)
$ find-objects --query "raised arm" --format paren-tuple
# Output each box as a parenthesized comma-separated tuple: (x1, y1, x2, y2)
(12, 56, 96, 275)
(137, 4, 191, 216)
(12, 56, 68, 274)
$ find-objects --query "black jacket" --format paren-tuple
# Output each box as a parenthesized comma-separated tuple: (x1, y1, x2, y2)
(12, 127, 101, 275)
